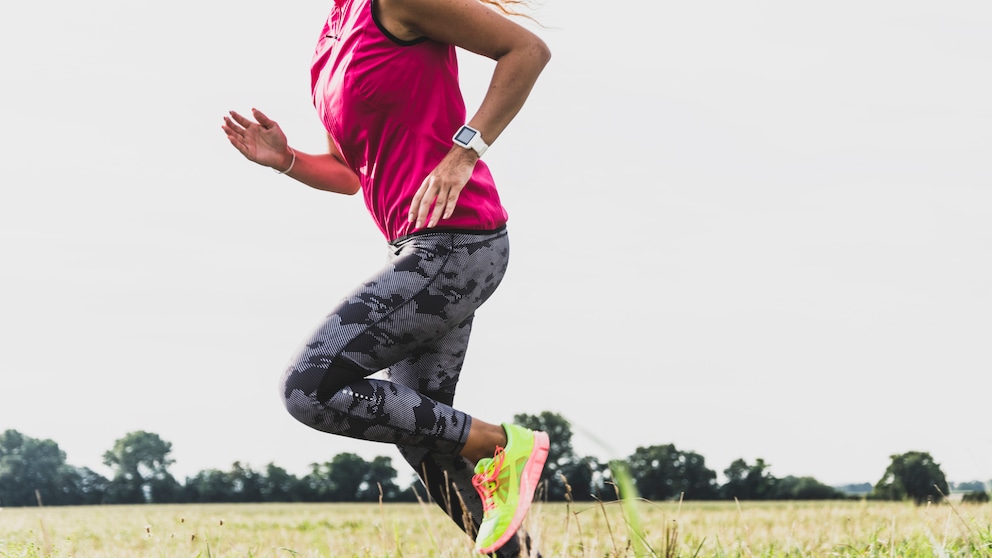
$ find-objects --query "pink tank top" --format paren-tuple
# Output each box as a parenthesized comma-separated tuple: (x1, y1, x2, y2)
(311, 0, 509, 241)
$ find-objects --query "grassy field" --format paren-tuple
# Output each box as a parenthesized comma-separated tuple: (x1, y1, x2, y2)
(2, 499, 992, 557)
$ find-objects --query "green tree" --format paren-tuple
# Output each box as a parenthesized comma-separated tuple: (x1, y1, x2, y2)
(772, 475, 845, 500)
(873, 451, 949, 505)
(258, 463, 305, 502)
(0, 430, 94, 506)
(302, 461, 332, 502)
(184, 462, 299, 503)
(962, 491, 990, 504)
(362, 455, 401, 501)
(626, 444, 719, 501)
(229, 462, 263, 502)
(556, 455, 606, 502)
(721, 458, 777, 500)
(326, 452, 370, 501)
(66, 466, 111, 505)
(102, 431, 180, 504)
(303, 453, 378, 502)
(184, 468, 233, 503)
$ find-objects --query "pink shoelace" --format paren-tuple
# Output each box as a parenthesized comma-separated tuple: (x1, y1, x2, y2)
(472, 446, 506, 512)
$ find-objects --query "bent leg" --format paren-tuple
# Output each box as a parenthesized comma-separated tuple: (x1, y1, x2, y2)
(280, 229, 509, 454)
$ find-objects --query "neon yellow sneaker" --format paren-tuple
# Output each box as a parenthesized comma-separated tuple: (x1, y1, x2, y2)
(472, 423, 550, 555)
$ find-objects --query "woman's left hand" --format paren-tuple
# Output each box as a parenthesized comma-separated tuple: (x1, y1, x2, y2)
(408, 147, 478, 228)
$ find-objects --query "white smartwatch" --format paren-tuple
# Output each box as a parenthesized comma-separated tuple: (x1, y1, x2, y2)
(452, 125, 489, 157)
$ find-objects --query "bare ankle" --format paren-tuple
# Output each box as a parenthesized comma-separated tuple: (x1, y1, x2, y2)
(460, 420, 507, 463)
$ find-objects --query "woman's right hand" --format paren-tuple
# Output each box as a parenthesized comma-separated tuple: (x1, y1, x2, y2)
(222, 108, 293, 171)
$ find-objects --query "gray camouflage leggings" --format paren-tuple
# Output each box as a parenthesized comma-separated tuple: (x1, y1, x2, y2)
(280, 227, 531, 556)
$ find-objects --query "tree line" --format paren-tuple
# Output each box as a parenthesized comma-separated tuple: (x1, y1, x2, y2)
(1, 412, 980, 507)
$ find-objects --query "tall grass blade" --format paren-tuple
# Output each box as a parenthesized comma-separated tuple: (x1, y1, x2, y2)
(610, 460, 656, 557)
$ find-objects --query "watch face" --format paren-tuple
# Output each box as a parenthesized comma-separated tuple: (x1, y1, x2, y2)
(454, 126, 478, 145)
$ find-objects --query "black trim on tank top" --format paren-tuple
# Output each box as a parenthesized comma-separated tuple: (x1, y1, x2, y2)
(371, 0, 429, 46)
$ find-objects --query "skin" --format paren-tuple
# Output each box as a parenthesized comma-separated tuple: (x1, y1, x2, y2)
(221, 0, 550, 463)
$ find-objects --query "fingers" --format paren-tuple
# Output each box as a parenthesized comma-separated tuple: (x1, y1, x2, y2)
(225, 109, 274, 133)
(409, 177, 434, 229)
(228, 110, 254, 128)
(408, 183, 425, 226)
(221, 116, 241, 138)
(252, 108, 276, 129)
(410, 177, 444, 229)
(222, 110, 263, 161)
(429, 189, 459, 228)
(221, 119, 246, 151)
(223, 112, 251, 148)
(222, 114, 252, 150)
(409, 177, 462, 229)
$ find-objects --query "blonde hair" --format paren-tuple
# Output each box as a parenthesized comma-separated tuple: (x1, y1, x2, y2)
(480, 0, 536, 19)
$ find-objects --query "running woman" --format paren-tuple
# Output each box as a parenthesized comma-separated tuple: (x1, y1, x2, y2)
(221, 0, 551, 554)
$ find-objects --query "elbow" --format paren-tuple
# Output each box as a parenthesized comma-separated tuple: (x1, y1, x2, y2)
(533, 38, 551, 69)
(343, 174, 361, 195)
(337, 162, 362, 195)
(499, 36, 551, 73)
(520, 36, 551, 72)
(315, 177, 360, 196)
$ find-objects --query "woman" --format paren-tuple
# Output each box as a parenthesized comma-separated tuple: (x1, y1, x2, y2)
(221, 0, 551, 554)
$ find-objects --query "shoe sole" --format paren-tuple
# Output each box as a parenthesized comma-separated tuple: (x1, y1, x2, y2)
(477, 430, 550, 554)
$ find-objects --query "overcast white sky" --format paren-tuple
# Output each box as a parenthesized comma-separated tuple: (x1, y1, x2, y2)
(2, 1, 990, 489)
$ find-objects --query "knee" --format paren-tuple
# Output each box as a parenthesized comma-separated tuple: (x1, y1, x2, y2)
(280, 366, 323, 425)
(279, 358, 370, 424)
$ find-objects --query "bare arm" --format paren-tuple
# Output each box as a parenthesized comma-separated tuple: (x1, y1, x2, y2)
(378, 0, 551, 227)
(222, 108, 361, 195)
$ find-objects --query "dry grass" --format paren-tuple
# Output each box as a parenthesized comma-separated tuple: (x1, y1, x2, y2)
(1, 499, 992, 557)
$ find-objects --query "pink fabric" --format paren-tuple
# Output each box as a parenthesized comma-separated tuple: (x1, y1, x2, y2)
(311, 0, 509, 241)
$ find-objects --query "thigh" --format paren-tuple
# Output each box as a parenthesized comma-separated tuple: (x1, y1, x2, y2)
(335, 230, 507, 371)
(284, 230, 508, 396)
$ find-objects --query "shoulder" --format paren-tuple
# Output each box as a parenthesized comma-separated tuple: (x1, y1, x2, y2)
(378, 0, 544, 59)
